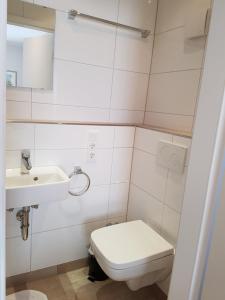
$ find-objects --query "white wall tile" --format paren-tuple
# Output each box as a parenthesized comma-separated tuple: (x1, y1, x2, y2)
(6, 237, 31, 276)
(161, 206, 180, 245)
(134, 128, 172, 155)
(7, 0, 154, 125)
(110, 109, 144, 123)
(152, 27, 205, 73)
(7, 101, 31, 120)
(115, 29, 153, 73)
(32, 89, 54, 104)
(131, 149, 168, 201)
(6, 123, 34, 150)
(118, 0, 157, 31)
(32, 185, 109, 233)
(35, 124, 83, 149)
(164, 167, 187, 213)
(128, 184, 163, 233)
(6, 87, 31, 102)
(111, 148, 133, 183)
(144, 111, 193, 133)
(31, 221, 106, 271)
(32, 103, 110, 122)
(114, 126, 135, 148)
(35, 148, 113, 186)
(35, 124, 114, 149)
(156, 0, 186, 33)
(55, 12, 116, 68)
(108, 183, 129, 218)
(34, 0, 119, 22)
(146, 70, 201, 115)
(111, 70, 148, 110)
(54, 59, 113, 108)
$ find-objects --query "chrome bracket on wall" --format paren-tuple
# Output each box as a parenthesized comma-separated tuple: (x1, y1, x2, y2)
(68, 166, 91, 196)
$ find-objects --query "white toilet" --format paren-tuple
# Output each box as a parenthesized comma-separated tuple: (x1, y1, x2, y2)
(91, 220, 174, 291)
(7, 290, 48, 300)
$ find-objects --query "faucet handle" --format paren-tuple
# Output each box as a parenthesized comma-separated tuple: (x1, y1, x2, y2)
(22, 149, 31, 158)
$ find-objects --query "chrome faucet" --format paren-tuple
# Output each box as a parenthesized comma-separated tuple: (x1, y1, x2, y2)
(21, 150, 32, 174)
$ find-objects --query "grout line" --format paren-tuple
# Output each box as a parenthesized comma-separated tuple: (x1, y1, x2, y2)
(125, 127, 136, 221)
(130, 182, 181, 215)
(133, 146, 156, 157)
(6, 146, 134, 152)
(107, 127, 116, 222)
(143, 0, 159, 124)
(31, 89, 33, 120)
(191, 43, 208, 132)
(130, 182, 164, 204)
(145, 110, 194, 117)
(155, 25, 184, 36)
(29, 208, 33, 272)
(31, 101, 146, 113)
(32, 101, 110, 111)
(151, 68, 202, 76)
(54, 57, 149, 75)
(30, 216, 124, 236)
(6, 100, 30, 104)
(109, 0, 120, 122)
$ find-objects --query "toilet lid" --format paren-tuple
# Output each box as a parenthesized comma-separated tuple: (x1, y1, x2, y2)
(7, 290, 48, 300)
(91, 220, 174, 270)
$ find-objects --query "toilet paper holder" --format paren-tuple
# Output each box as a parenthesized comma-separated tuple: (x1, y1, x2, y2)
(69, 166, 91, 196)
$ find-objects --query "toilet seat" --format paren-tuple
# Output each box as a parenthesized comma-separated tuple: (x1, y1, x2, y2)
(7, 290, 48, 300)
(91, 220, 174, 270)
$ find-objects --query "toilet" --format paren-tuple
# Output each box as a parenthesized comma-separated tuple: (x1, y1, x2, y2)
(91, 220, 174, 291)
(7, 290, 48, 300)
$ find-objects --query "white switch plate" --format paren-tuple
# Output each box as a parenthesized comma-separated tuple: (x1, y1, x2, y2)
(87, 130, 98, 150)
(157, 141, 187, 174)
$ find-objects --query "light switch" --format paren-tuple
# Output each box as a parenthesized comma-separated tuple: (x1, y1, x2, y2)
(87, 130, 98, 150)
(157, 141, 187, 174)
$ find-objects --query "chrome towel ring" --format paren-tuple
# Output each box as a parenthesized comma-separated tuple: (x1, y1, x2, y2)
(69, 166, 91, 196)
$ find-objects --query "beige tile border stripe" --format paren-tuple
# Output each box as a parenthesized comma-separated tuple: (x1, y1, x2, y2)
(6, 119, 192, 138)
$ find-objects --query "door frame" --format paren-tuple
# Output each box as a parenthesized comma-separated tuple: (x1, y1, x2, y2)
(0, 0, 6, 299)
(168, 0, 225, 299)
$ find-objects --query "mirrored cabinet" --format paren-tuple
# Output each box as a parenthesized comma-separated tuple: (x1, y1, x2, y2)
(7, 0, 55, 89)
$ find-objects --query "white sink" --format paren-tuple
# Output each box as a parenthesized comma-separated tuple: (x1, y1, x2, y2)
(6, 166, 70, 209)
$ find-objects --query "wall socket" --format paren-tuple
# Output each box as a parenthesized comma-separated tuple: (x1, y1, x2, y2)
(87, 130, 98, 162)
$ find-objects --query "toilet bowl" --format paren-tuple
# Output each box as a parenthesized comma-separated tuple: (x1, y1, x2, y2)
(91, 220, 174, 291)
(7, 290, 48, 300)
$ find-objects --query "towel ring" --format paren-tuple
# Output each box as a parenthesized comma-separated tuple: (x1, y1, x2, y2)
(69, 166, 91, 196)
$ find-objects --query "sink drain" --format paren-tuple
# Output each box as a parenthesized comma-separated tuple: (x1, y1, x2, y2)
(33, 177, 39, 181)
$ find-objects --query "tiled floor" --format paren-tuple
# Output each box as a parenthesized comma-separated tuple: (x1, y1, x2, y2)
(7, 267, 167, 300)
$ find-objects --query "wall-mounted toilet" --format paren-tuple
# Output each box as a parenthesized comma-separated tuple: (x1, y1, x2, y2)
(91, 220, 174, 291)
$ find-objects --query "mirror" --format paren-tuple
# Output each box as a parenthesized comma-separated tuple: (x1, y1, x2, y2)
(7, 0, 55, 89)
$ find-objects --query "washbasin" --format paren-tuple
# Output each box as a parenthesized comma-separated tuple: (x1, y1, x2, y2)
(6, 166, 70, 209)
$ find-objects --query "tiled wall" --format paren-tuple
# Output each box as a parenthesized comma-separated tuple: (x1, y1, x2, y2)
(144, 0, 210, 132)
(6, 123, 135, 276)
(6, 122, 192, 281)
(6, 0, 157, 124)
(128, 127, 191, 246)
